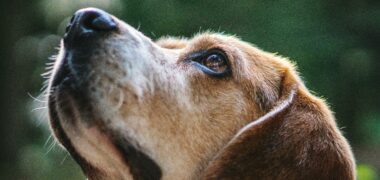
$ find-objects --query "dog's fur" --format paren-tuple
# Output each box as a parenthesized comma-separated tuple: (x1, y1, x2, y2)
(46, 8, 356, 180)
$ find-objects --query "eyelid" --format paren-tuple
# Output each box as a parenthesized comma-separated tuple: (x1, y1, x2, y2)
(191, 61, 231, 77)
(184, 50, 207, 62)
(187, 49, 228, 63)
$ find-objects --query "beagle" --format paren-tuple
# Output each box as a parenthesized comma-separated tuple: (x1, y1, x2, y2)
(45, 8, 356, 180)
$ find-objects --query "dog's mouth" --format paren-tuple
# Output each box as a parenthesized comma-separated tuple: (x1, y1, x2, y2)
(47, 8, 163, 179)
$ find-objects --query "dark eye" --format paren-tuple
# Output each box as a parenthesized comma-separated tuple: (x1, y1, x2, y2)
(191, 50, 231, 77)
(202, 53, 228, 73)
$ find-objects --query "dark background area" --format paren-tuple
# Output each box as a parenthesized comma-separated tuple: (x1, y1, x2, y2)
(0, 0, 379, 179)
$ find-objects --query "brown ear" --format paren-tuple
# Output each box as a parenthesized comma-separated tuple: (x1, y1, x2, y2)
(201, 69, 355, 179)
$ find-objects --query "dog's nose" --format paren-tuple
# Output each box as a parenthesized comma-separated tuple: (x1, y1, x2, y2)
(64, 8, 117, 44)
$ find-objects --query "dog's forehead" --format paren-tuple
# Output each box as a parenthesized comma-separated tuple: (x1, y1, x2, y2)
(156, 33, 244, 53)
(187, 33, 242, 50)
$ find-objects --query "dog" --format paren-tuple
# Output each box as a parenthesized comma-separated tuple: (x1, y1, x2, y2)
(45, 8, 356, 179)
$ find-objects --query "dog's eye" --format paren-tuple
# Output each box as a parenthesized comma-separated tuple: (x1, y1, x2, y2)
(190, 50, 231, 77)
(202, 54, 228, 73)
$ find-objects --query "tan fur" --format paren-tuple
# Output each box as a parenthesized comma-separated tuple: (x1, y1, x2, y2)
(47, 10, 356, 180)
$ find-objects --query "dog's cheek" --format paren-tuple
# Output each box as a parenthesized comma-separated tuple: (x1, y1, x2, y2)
(177, 81, 256, 167)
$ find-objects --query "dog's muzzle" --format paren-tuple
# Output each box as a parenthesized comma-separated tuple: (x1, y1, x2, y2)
(48, 8, 163, 179)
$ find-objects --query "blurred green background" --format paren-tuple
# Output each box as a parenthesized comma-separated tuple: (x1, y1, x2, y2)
(0, 0, 379, 179)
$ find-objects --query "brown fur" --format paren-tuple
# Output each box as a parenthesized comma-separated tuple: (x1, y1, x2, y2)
(46, 8, 356, 179)
(200, 67, 355, 179)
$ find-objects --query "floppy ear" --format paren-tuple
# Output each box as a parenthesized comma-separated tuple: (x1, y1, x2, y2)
(201, 68, 355, 179)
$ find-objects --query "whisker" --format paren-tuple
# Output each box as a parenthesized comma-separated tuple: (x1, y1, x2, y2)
(137, 22, 141, 31)
(31, 106, 47, 112)
(28, 92, 47, 103)
(43, 135, 53, 148)
(45, 140, 57, 155)
(60, 153, 70, 165)
(35, 113, 48, 127)
(151, 31, 156, 38)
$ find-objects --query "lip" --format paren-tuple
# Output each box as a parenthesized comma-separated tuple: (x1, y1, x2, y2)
(47, 87, 99, 176)
(50, 51, 76, 89)
(50, 50, 93, 93)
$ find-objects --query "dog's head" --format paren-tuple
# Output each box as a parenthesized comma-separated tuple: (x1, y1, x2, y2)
(46, 8, 354, 179)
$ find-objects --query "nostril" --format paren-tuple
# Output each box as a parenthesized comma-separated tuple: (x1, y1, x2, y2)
(63, 8, 117, 44)
(70, 15, 75, 23)
(64, 14, 76, 34)
(80, 10, 117, 31)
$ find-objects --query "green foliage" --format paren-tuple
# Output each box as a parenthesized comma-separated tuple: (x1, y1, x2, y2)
(357, 164, 379, 180)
